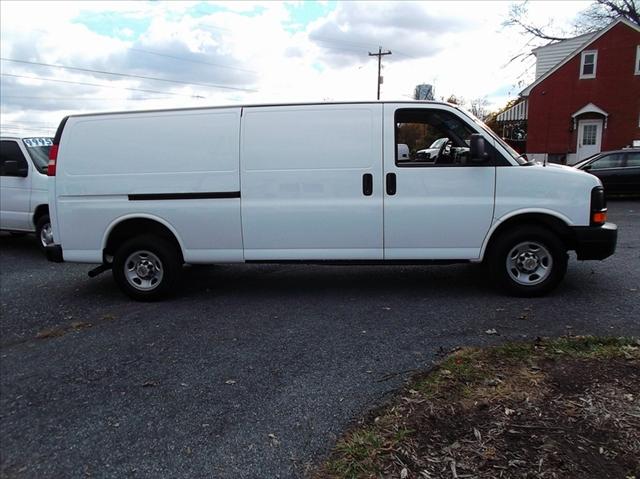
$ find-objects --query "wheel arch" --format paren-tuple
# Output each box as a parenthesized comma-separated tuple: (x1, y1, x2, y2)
(102, 214, 185, 263)
(32, 204, 49, 226)
(480, 210, 576, 261)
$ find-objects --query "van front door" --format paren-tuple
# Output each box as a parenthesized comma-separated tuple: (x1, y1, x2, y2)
(240, 104, 384, 260)
(383, 105, 496, 260)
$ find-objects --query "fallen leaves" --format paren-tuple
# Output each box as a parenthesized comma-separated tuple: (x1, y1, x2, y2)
(315, 337, 640, 479)
(35, 328, 65, 339)
(268, 433, 280, 446)
(35, 313, 116, 340)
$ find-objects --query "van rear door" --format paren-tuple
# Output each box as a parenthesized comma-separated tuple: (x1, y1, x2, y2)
(240, 104, 384, 260)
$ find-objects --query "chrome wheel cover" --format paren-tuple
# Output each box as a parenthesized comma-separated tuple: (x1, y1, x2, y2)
(40, 223, 54, 247)
(506, 241, 553, 286)
(124, 250, 164, 291)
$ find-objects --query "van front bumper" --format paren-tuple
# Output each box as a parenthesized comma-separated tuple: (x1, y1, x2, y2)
(45, 244, 64, 263)
(572, 223, 617, 260)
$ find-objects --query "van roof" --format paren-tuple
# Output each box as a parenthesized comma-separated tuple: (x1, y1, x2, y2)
(62, 100, 455, 119)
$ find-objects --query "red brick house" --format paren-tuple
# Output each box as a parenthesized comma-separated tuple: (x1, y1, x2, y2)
(498, 18, 640, 164)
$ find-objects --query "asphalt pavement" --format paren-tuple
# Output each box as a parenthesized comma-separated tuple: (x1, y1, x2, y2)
(1, 200, 638, 478)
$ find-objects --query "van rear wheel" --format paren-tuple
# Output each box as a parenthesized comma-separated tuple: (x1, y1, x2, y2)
(488, 226, 568, 297)
(112, 235, 181, 301)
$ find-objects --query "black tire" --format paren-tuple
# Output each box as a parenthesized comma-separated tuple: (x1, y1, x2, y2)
(35, 214, 53, 251)
(487, 226, 568, 297)
(112, 235, 181, 301)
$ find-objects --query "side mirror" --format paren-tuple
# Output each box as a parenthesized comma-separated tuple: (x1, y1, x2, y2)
(3, 160, 28, 177)
(583, 164, 592, 171)
(397, 143, 410, 161)
(469, 134, 490, 164)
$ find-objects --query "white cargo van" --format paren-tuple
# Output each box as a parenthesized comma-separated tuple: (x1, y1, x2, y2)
(46, 102, 617, 300)
(1, 137, 54, 249)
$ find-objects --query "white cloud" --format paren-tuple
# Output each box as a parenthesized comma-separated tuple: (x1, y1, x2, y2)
(1, 0, 591, 136)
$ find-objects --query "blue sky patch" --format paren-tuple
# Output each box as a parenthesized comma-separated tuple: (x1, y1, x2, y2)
(284, 1, 337, 32)
(73, 11, 151, 40)
(186, 2, 228, 18)
(187, 2, 266, 19)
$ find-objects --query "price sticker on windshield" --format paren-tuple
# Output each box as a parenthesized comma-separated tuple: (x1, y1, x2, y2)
(23, 138, 53, 147)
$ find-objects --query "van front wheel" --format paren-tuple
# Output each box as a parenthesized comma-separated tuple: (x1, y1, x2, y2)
(112, 235, 181, 301)
(488, 226, 568, 297)
(36, 215, 53, 250)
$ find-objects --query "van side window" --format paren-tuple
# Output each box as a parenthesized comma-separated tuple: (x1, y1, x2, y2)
(0, 141, 28, 177)
(395, 109, 500, 167)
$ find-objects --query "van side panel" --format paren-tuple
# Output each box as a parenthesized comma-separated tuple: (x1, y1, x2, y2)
(56, 109, 244, 263)
(240, 104, 384, 260)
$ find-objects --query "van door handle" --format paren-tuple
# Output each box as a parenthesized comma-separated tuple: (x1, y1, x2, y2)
(362, 173, 373, 196)
(386, 173, 396, 195)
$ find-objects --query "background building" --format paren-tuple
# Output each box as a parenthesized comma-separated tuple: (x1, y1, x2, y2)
(498, 18, 640, 164)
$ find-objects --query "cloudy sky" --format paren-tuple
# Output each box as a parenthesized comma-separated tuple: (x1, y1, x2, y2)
(0, 0, 590, 137)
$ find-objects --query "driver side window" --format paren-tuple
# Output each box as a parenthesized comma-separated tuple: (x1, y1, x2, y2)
(395, 109, 480, 167)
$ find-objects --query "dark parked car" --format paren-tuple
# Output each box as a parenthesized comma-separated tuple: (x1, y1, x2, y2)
(573, 149, 640, 196)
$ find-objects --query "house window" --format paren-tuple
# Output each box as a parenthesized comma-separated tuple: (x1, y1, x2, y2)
(635, 45, 640, 75)
(580, 50, 597, 79)
(582, 124, 598, 145)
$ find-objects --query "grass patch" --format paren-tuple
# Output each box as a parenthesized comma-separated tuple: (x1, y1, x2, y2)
(326, 430, 386, 477)
(313, 336, 640, 479)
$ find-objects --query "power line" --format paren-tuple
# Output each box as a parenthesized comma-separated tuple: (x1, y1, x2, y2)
(129, 48, 256, 74)
(315, 36, 416, 59)
(1, 58, 257, 93)
(0, 120, 54, 125)
(32, 26, 252, 74)
(1, 128, 55, 134)
(313, 39, 370, 54)
(1, 95, 173, 101)
(1, 73, 206, 99)
(1, 121, 57, 127)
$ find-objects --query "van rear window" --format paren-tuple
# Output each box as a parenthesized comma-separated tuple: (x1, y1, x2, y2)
(22, 138, 53, 173)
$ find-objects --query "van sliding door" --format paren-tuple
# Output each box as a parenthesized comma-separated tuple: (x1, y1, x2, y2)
(240, 104, 384, 260)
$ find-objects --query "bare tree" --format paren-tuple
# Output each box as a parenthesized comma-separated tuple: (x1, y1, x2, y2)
(470, 97, 489, 120)
(443, 94, 465, 106)
(504, 2, 573, 42)
(505, 0, 639, 43)
(577, 0, 639, 29)
(503, 0, 638, 84)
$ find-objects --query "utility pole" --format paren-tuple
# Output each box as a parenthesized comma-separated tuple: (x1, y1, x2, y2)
(368, 46, 391, 100)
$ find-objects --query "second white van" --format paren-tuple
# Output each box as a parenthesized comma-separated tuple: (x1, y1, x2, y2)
(45, 101, 617, 300)
(1, 137, 54, 249)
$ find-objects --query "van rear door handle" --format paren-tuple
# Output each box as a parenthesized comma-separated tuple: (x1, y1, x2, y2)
(386, 173, 396, 195)
(362, 173, 373, 196)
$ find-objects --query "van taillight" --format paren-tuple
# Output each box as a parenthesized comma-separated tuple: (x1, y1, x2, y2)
(48, 116, 68, 177)
(590, 186, 607, 226)
(47, 144, 58, 176)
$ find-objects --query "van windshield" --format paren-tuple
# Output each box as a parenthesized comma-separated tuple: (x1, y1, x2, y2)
(458, 109, 527, 165)
(22, 138, 52, 173)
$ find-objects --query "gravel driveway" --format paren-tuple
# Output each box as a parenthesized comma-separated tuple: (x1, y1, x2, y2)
(1, 200, 638, 478)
